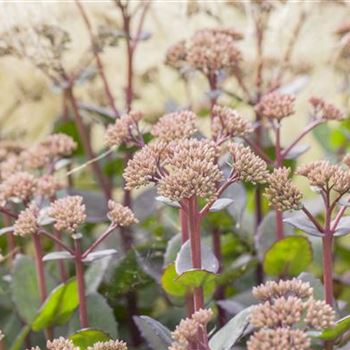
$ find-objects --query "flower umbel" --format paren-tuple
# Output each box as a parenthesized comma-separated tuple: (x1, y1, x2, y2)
(14, 203, 40, 237)
(49, 196, 86, 234)
(211, 105, 253, 141)
(107, 200, 138, 227)
(228, 143, 269, 184)
(264, 167, 303, 211)
(158, 139, 223, 202)
(46, 337, 79, 350)
(256, 92, 295, 121)
(87, 340, 128, 350)
(151, 110, 197, 142)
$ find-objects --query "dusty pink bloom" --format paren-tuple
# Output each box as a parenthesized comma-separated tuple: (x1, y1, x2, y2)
(49, 196, 86, 234)
(87, 340, 128, 350)
(47, 337, 79, 350)
(13, 203, 40, 237)
(105, 111, 143, 147)
(151, 110, 197, 142)
(256, 92, 295, 121)
(264, 167, 303, 211)
(107, 200, 138, 227)
(36, 175, 63, 198)
(304, 299, 335, 330)
(309, 97, 344, 121)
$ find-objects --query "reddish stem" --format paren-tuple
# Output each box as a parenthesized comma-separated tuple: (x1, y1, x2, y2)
(3, 213, 16, 267)
(180, 204, 194, 317)
(54, 229, 68, 282)
(274, 124, 284, 240)
(74, 238, 88, 328)
(32, 233, 53, 340)
(75, 0, 120, 118)
(66, 86, 112, 200)
(188, 196, 204, 311)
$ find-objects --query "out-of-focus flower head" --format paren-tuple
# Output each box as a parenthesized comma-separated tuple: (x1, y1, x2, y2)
(13, 202, 40, 237)
(36, 175, 63, 198)
(264, 167, 303, 211)
(309, 97, 344, 121)
(187, 27, 242, 75)
(151, 110, 197, 142)
(158, 139, 223, 202)
(256, 92, 295, 121)
(211, 105, 253, 141)
(0, 171, 37, 205)
(48, 196, 86, 234)
(105, 111, 143, 148)
(107, 200, 138, 227)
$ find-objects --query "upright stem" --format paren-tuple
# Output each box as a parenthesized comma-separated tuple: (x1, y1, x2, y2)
(75, 0, 119, 118)
(74, 238, 88, 328)
(3, 213, 16, 268)
(275, 123, 284, 240)
(188, 196, 204, 311)
(32, 234, 53, 340)
(180, 204, 194, 317)
(53, 227, 68, 282)
(66, 86, 112, 200)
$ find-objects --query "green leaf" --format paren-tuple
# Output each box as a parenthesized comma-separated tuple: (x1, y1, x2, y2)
(9, 324, 31, 350)
(161, 264, 186, 297)
(319, 315, 350, 341)
(32, 279, 78, 331)
(209, 198, 234, 212)
(263, 236, 313, 276)
(11, 256, 41, 323)
(133, 316, 172, 350)
(68, 293, 118, 338)
(175, 240, 219, 274)
(284, 213, 323, 237)
(69, 328, 111, 349)
(209, 306, 253, 350)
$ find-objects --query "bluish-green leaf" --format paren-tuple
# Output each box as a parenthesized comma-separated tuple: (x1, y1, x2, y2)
(134, 316, 172, 350)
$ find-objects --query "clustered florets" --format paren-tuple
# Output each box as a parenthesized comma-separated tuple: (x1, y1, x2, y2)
(46, 337, 79, 350)
(13, 203, 40, 237)
(107, 200, 138, 227)
(151, 110, 197, 142)
(48, 196, 86, 234)
(228, 143, 269, 184)
(256, 92, 295, 121)
(105, 111, 143, 147)
(123, 140, 170, 190)
(0, 171, 37, 205)
(247, 279, 336, 350)
(169, 309, 213, 350)
(87, 340, 128, 350)
(297, 160, 350, 193)
(158, 139, 223, 202)
(211, 105, 253, 141)
(309, 97, 344, 121)
(166, 27, 242, 75)
(36, 175, 63, 198)
(28, 338, 128, 350)
(264, 167, 303, 211)
(22, 133, 77, 170)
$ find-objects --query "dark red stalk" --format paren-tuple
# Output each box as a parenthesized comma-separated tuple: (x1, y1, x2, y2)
(32, 233, 53, 340)
(74, 238, 88, 328)
(3, 213, 16, 268)
(53, 229, 68, 282)
(188, 196, 204, 311)
(66, 86, 112, 200)
(180, 203, 195, 317)
(274, 123, 284, 240)
(74, 0, 120, 118)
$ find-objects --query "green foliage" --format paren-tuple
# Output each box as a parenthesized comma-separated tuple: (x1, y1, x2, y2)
(69, 329, 111, 349)
(263, 236, 313, 276)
